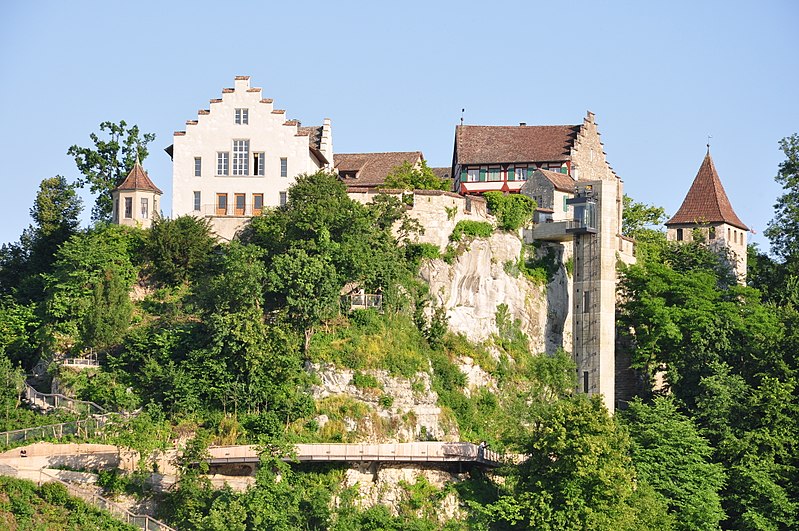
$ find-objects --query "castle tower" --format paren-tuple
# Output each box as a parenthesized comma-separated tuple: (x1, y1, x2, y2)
(111, 157, 163, 229)
(665, 150, 748, 280)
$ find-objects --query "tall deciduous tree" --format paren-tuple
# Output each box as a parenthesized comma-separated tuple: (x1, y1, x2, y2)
(619, 397, 725, 531)
(765, 134, 799, 272)
(68, 120, 155, 222)
(382, 160, 450, 191)
(476, 395, 673, 530)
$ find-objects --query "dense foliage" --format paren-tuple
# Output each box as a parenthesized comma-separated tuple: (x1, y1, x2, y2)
(483, 192, 536, 231)
(3, 133, 799, 529)
(382, 160, 450, 191)
(0, 475, 136, 530)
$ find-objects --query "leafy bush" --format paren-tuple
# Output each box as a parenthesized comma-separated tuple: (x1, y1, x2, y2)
(483, 192, 536, 231)
(406, 242, 441, 261)
(379, 394, 394, 409)
(352, 371, 382, 390)
(450, 221, 493, 242)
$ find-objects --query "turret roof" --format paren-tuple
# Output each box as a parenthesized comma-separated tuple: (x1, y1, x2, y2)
(665, 151, 747, 231)
(114, 160, 163, 195)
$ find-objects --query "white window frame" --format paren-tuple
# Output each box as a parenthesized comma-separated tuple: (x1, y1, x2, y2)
(487, 166, 502, 182)
(141, 198, 149, 219)
(467, 168, 479, 182)
(193, 191, 201, 211)
(233, 140, 249, 176)
(124, 197, 132, 219)
(514, 167, 527, 181)
(280, 157, 288, 178)
(254, 152, 265, 176)
(279, 191, 287, 207)
(217, 152, 229, 176)
(235, 108, 248, 125)
(194, 157, 201, 177)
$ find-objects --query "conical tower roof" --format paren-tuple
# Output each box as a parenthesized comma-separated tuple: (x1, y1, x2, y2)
(665, 151, 747, 231)
(114, 158, 163, 195)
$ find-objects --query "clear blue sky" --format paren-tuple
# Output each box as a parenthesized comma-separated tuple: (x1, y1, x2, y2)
(1, 1, 797, 251)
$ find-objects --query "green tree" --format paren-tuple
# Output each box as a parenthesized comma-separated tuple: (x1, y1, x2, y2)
(0, 355, 26, 430)
(382, 160, 450, 190)
(68, 120, 155, 222)
(28, 176, 83, 281)
(619, 397, 725, 530)
(477, 395, 673, 530)
(146, 215, 215, 285)
(765, 133, 799, 273)
(622, 195, 667, 240)
(483, 192, 536, 231)
(82, 267, 132, 348)
(43, 224, 141, 349)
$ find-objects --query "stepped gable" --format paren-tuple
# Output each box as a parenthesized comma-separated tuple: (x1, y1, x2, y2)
(666, 151, 748, 230)
(539, 169, 576, 192)
(298, 125, 323, 150)
(334, 151, 423, 187)
(455, 124, 580, 164)
(114, 159, 162, 194)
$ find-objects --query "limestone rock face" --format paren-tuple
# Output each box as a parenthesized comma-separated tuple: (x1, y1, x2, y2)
(308, 363, 458, 442)
(343, 465, 465, 521)
(419, 233, 572, 354)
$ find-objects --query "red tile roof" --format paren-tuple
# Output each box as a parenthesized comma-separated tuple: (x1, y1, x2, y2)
(334, 152, 423, 188)
(114, 161, 163, 194)
(538, 169, 576, 193)
(456, 125, 580, 164)
(297, 126, 323, 151)
(666, 152, 748, 230)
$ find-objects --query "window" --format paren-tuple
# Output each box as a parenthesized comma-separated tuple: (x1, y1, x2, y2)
(216, 193, 228, 216)
(583, 371, 589, 393)
(124, 197, 132, 219)
(487, 166, 502, 182)
(708, 227, 716, 240)
(280, 157, 288, 178)
(235, 108, 248, 125)
(467, 168, 480, 182)
(676, 228, 684, 241)
(234, 193, 245, 215)
(193, 191, 201, 211)
(563, 195, 568, 212)
(114, 199, 119, 222)
(514, 167, 527, 181)
(233, 140, 249, 175)
(583, 290, 590, 313)
(194, 157, 201, 177)
(217, 152, 229, 176)
(727, 227, 731, 240)
(279, 191, 287, 207)
(141, 198, 149, 219)
(253, 152, 265, 176)
(253, 193, 264, 216)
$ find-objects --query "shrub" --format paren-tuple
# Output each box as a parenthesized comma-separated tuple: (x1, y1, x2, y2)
(352, 371, 382, 390)
(483, 192, 536, 231)
(378, 394, 394, 409)
(450, 221, 493, 242)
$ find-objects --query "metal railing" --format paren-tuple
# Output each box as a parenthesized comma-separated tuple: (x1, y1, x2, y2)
(0, 415, 113, 448)
(61, 350, 100, 368)
(23, 384, 107, 416)
(341, 293, 383, 311)
(36, 468, 176, 531)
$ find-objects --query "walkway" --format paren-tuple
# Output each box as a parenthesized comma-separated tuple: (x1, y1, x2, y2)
(208, 441, 503, 468)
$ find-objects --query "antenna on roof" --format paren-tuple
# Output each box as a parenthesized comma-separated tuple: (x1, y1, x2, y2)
(460, 108, 465, 126)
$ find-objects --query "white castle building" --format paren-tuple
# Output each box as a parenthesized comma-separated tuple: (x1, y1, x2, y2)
(167, 76, 333, 240)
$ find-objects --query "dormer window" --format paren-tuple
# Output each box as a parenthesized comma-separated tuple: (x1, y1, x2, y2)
(235, 108, 248, 125)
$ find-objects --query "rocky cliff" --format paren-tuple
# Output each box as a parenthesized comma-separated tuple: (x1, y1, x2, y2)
(420, 232, 572, 354)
